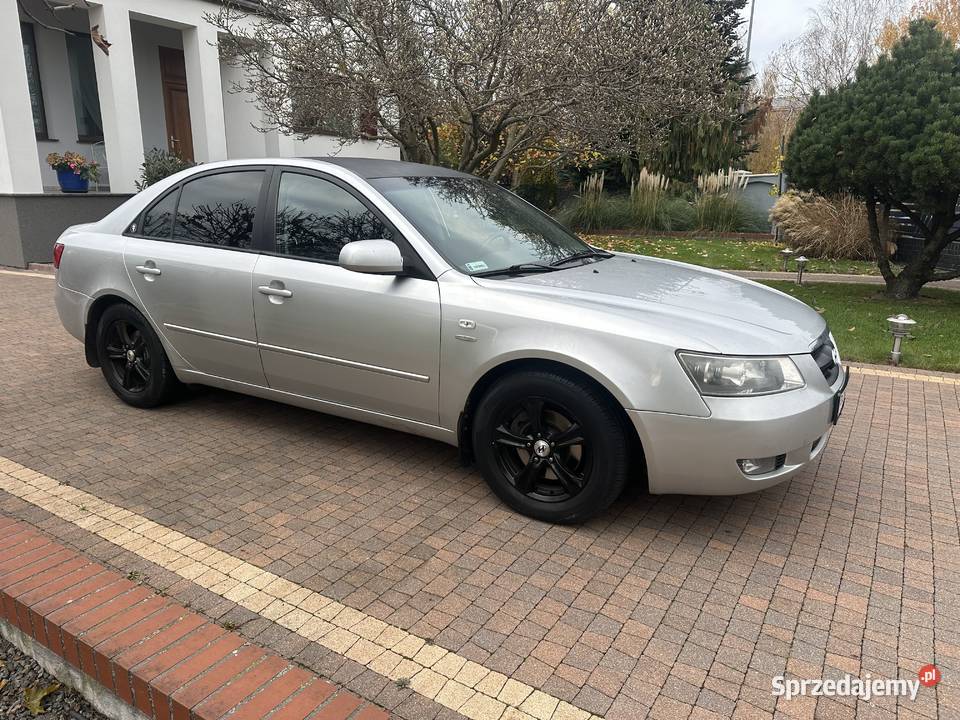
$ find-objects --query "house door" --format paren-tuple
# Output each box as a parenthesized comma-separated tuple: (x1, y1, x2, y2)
(159, 47, 194, 162)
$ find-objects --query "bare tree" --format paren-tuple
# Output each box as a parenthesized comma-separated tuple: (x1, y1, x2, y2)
(769, 0, 904, 102)
(212, 0, 731, 180)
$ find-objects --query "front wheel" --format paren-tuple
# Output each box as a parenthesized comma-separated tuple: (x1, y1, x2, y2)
(472, 370, 630, 523)
(96, 303, 178, 408)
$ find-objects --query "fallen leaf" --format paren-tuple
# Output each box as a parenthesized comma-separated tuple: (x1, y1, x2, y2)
(24, 683, 60, 715)
(847, 327, 856, 332)
(0, 678, 6, 691)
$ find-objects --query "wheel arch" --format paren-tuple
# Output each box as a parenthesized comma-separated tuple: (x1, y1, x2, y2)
(457, 357, 646, 484)
(84, 292, 139, 367)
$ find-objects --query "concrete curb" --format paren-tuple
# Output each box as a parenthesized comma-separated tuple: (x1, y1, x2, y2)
(0, 516, 388, 720)
(1, 617, 149, 720)
(731, 269, 960, 290)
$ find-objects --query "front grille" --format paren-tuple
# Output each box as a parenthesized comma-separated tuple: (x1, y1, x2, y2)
(811, 332, 840, 385)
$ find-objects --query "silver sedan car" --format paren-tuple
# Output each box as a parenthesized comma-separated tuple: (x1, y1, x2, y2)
(54, 158, 848, 523)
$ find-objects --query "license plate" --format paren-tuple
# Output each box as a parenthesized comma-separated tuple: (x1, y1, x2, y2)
(832, 392, 845, 424)
(831, 368, 851, 424)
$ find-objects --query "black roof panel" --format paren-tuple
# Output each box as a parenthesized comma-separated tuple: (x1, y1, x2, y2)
(303, 157, 472, 180)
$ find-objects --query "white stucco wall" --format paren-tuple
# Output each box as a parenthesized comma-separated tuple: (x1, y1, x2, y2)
(10, 0, 398, 194)
(220, 59, 266, 159)
(220, 61, 399, 161)
(26, 7, 104, 190)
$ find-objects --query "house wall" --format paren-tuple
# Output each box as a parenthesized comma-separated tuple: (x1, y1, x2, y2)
(27, 7, 104, 190)
(220, 60, 265, 159)
(28, 16, 187, 190)
(12, 0, 400, 196)
(0, 194, 132, 267)
(219, 61, 400, 161)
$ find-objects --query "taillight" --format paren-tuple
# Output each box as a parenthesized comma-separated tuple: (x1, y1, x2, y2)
(53, 242, 64, 269)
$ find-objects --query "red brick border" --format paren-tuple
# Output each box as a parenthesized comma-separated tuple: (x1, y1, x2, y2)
(0, 515, 388, 720)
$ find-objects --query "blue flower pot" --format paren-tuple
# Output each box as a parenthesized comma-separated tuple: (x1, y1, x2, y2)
(57, 168, 89, 193)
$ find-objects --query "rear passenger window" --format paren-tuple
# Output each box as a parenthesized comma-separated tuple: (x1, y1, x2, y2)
(275, 172, 393, 262)
(172, 171, 263, 248)
(140, 189, 178, 238)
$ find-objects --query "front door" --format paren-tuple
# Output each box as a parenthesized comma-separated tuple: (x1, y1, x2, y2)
(159, 47, 194, 162)
(124, 169, 268, 386)
(252, 170, 441, 424)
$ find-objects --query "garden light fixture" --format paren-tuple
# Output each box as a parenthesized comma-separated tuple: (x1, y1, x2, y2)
(886, 314, 916, 366)
(794, 256, 808, 285)
(779, 247, 795, 272)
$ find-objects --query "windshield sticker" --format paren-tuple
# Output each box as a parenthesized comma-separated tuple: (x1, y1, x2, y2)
(464, 261, 489, 272)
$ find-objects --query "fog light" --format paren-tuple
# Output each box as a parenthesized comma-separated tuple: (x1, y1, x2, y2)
(738, 456, 778, 475)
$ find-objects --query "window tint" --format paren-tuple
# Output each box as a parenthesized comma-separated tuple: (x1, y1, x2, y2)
(140, 189, 178, 238)
(173, 171, 263, 248)
(275, 172, 393, 262)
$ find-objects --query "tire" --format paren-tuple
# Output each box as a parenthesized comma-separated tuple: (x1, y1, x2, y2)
(95, 303, 178, 408)
(472, 370, 630, 523)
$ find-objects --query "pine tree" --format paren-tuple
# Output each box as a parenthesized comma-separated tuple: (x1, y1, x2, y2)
(644, 0, 756, 179)
(786, 20, 960, 298)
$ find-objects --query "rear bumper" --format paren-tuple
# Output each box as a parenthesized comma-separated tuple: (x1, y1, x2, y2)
(630, 368, 844, 495)
(54, 281, 89, 343)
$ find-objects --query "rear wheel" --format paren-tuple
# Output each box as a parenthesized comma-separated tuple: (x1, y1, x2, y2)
(472, 370, 629, 523)
(96, 303, 178, 408)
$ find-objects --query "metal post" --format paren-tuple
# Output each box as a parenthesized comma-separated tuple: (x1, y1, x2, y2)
(795, 256, 808, 285)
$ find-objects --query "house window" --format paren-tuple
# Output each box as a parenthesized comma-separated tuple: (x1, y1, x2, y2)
(20, 23, 48, 140)
(65, 33, 103, 142)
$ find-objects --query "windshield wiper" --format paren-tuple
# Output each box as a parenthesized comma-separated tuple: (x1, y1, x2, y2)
(471, 262, 560, 278)
(549, 248, 614, 266)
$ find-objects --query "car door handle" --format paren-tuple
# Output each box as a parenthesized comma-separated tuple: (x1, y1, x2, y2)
(135, 265, 162, 276)
(258, 285, 293, 298)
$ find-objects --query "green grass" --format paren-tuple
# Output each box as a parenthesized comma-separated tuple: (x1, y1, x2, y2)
(764, 282, 960, 372)
(587, 234, 880, 275)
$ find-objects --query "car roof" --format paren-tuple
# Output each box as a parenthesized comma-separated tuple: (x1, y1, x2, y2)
(304, 157, 473, 180)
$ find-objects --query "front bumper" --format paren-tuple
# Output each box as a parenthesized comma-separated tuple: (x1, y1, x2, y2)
(630, 361, 846, 495)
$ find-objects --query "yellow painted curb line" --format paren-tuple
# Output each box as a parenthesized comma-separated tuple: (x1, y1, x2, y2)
(849, 366, 960, 386)
(0, 457, 600, 720)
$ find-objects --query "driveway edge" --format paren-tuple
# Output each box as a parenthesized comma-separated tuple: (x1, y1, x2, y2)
(0, 515, 388, 720)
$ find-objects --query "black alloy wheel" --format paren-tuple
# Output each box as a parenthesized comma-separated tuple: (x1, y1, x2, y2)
(103, 319, 152, 393)
(492, 397, 589, 503)
(96, 303, 178, 408)
(473, 370, 630, 523)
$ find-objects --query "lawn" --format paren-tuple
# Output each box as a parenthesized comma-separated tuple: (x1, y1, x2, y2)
(587, 234, 881, 276)
(763, 281, 960, 372)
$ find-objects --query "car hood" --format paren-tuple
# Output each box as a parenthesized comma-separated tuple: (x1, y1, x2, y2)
(484, 254, 827, 354)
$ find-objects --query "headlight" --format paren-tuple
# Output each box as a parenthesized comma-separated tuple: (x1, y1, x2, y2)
(678, 353, 805, 396)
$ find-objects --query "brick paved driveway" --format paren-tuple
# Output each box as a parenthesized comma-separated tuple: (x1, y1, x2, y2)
(0, 270, 957, 720)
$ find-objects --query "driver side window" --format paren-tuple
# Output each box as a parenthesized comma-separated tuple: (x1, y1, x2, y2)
(274, 172, 393, 262)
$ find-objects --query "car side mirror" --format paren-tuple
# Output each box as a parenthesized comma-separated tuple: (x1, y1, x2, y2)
(339, 239, 405, 275)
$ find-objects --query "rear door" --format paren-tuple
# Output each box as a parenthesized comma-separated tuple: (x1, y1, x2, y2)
(252, 169, 441, 424)
(123, 168, 268, 386)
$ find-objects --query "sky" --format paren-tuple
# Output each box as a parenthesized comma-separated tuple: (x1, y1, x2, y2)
(739, 0, 820, 75)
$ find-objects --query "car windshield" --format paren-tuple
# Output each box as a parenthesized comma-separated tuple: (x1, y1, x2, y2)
(370, 176, 593, 275)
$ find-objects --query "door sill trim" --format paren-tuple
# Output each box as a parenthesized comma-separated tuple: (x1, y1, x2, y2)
(258, 343, 430, 383)
(164, 323, 257, 348)
(176, 369, 452, 442)
(164, 325, 430, 383)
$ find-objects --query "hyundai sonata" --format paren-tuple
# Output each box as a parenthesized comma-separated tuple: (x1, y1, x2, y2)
(54, 158, 848, 522)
